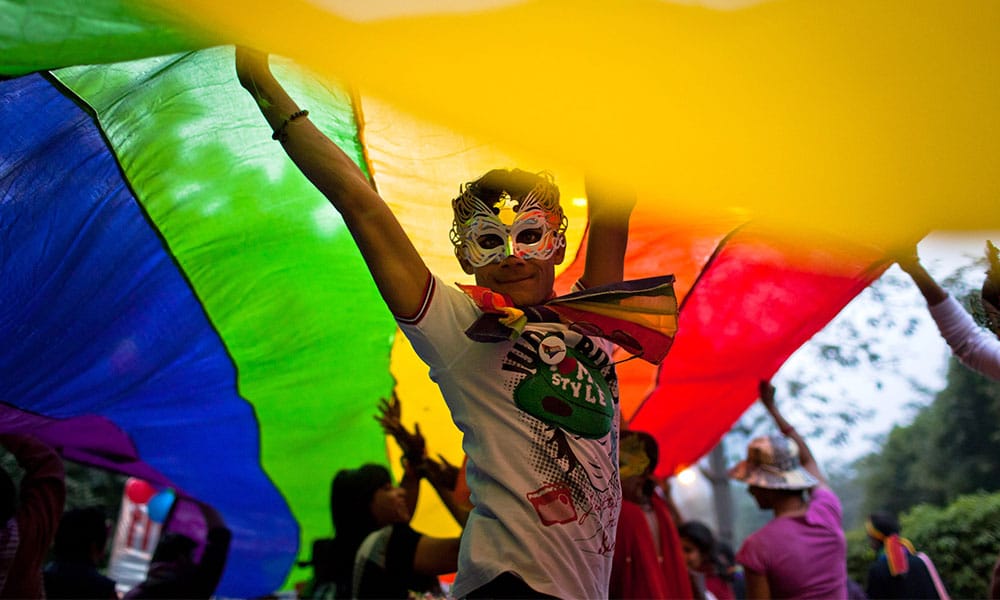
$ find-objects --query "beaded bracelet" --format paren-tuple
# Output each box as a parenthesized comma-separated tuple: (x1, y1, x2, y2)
(271, 109, 310, 142)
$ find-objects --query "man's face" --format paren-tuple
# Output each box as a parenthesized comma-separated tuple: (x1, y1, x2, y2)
(471, 247, 565, 307)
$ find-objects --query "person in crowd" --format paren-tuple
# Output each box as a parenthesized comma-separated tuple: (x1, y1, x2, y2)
(235, 45, 662, 598)
(123, 501, 231, 599)
(728, 381, 848, 599)
(678, 520, 736, 600)
(610, 429, 692, 599)
(325, 463, 459, 599)
(864, 511, 948, 599)
(304, 399, 465, 598)
(375, 392, 471, 528)
(895, 242, 1000, 380)
(422, 454, 473, 528)
(43, 506, 117, 598)
(0, 433, 65, 598)
(714, 541, 746, 599)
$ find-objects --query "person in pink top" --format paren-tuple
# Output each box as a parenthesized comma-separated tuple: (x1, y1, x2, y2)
(729, 381, 848, 599)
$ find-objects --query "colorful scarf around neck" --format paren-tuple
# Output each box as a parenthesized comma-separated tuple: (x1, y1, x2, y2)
(460, 275, 678, 364)
(866, 519, 916, 576)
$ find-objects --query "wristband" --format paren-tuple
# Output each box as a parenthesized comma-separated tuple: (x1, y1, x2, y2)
(272, 109, 309, 142)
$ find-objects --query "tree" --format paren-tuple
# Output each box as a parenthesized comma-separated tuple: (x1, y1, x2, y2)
(856, 409, 941, 515)
(921, 353, 1000, 496)
(859, 350, 1000, 516)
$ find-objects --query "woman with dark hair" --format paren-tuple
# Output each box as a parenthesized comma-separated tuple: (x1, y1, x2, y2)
(865, 511, 948, 599)
(327, 464, 459, 599)
(678, 521, 735, 600)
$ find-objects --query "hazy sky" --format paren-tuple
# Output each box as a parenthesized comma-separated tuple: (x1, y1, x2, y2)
(769, 230, 1000, 467)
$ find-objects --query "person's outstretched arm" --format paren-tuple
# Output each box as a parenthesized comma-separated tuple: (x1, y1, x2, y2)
(235, 48, 430, 318)
(412, 534, 461, 577)
(896, 245, 1000, 381)
(896, 245, 948, 306)
(375, 393, 424, 517)
(758, 380, 827, 487)
(0, 434, 66, 528)
(579, 175, 636, 289)
(0, 434, 66, 598)
(422, 455, 471, 528)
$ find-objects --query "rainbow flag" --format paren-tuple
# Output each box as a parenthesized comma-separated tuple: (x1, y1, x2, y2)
(0, 1, 958, 595)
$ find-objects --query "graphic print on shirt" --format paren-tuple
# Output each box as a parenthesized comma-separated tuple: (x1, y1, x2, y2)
(502, 328, 620, 552)
(507, 329, 615, 438)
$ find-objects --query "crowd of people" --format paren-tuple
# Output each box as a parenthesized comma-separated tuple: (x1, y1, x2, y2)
(5, 373, 991, 599)
(0, 433, 231, 598)
(3, 46, 998, 599)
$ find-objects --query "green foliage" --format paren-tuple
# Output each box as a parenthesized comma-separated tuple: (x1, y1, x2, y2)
(857, 410, 944, 514)
(845, 528, 875, 589)
(904, 493, 1000, 599)
(828, 465, 867, 530)
(859, 353, 1000, 516)
(64, 460, 127, 516)
(847, 492, 1000, 599)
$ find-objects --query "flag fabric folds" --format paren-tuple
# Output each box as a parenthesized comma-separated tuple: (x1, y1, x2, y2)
(0, 1, 941, 595)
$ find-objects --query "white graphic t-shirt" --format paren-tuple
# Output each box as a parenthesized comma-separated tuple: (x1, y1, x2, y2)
(398, 276, 622, 599)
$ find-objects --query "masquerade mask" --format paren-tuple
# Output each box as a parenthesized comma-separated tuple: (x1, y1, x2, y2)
(451, 173, 567, 268)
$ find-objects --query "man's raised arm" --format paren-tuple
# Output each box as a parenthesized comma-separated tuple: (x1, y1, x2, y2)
(235, 48, 430, 318)
(579, 175, 636, 289)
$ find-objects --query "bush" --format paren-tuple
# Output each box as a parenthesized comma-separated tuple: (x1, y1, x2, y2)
(847, 491, 1000, 599)
(846, 528, 875, 589)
